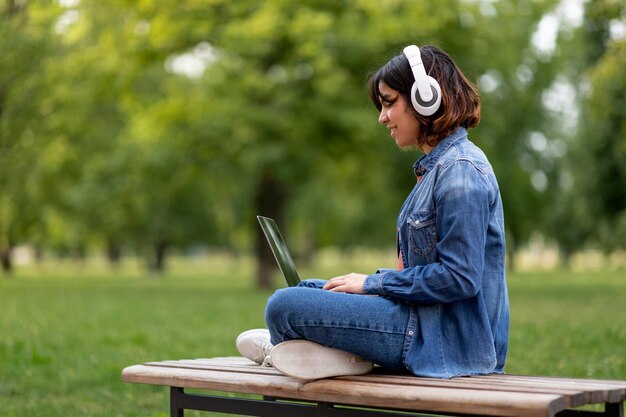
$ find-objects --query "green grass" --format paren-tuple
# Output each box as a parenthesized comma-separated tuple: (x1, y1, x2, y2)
(506, 270, 626, 379)
(0, 256, 625, 416)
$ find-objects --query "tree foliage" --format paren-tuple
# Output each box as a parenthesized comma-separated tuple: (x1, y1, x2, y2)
(2, 0, 624, 282)
(548, 0, 626, 260)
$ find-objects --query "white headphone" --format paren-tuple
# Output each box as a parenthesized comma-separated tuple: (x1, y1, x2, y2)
(403, 45, 441, 116)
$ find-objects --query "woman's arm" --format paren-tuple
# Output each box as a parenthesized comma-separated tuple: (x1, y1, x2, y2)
(364, 160, 494, 303)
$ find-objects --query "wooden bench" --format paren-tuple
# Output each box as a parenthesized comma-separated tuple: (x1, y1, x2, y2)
(122, 357, 626, 417)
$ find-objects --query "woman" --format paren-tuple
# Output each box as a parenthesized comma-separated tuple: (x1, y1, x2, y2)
(237, 44, 509, 380)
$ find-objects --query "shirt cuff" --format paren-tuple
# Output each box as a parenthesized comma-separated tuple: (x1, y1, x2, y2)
(364, 272, 385, 295)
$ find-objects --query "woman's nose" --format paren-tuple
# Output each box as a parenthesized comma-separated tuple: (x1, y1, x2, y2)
(378, 109, 388, 124)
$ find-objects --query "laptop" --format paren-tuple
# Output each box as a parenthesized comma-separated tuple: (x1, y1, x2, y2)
(257, 215, 301, 287)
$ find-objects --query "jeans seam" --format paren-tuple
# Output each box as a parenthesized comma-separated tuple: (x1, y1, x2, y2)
(292, 323, 406, 335)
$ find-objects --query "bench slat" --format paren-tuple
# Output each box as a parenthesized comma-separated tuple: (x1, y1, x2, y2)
(145, 360, 588, 408)
(144, 358, 626, 405)
(476, 374, 626, 403)
(123, 363, 565, 417)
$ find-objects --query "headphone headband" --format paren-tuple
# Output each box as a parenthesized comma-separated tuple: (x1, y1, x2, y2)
(402, 45, 441, 116)
(403, 45, 433, 101)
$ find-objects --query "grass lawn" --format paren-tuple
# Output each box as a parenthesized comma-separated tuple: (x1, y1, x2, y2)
(1, 255, 625, 416)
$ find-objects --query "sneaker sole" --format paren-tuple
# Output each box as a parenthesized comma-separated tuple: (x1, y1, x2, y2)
(270, 340, 374, 380)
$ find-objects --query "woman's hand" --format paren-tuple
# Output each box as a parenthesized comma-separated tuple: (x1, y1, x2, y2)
(323, 273, 368, 294)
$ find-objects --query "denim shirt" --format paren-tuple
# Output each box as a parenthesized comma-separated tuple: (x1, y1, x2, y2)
(364, 127, 509, 378)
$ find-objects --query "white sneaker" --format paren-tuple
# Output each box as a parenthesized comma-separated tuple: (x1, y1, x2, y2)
(236, 329, 273, 365)
(269, 340, 374, 380)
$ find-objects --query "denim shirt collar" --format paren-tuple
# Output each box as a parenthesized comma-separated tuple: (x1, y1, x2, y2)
(413, 127, 468, 177)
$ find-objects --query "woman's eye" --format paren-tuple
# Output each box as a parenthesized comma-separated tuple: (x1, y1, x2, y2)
(383, 96, 398, 107)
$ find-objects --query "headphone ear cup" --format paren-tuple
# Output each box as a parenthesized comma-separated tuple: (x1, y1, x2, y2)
(410, 76, 442, 116)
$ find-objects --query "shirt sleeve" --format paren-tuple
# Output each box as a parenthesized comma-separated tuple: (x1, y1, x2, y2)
(364, 160, 494, 303)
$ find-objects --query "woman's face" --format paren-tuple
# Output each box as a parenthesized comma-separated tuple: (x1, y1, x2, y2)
(377, 81, 420, 149)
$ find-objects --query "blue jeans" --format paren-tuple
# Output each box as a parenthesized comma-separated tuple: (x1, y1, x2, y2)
(265, 279, 410, 372)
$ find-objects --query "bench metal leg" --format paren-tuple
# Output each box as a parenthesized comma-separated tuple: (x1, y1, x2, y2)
(170, 387, 185, 417)
(556, 402, 624, 417)
(606, 402, 625, 417)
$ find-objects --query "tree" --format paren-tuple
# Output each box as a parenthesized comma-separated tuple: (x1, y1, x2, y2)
(560, 39, 626, 253)
(441, 0, 566, 268)
(1, 0, 587, 282)
(189, 0, 471, 287)
(548, 1, 626, 262)
(29, 0, 241, 271)
(0, 0, 60, 273)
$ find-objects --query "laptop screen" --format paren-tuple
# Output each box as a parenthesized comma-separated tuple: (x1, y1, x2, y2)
(257, 216, 301, 287)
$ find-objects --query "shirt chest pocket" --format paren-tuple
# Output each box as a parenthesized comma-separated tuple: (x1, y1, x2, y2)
(407, 211, 438, 259)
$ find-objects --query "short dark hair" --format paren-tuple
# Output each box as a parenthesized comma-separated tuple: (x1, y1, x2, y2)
(368, 45, 481, 148)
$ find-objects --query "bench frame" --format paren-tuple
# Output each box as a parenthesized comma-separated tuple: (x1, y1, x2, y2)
(169, 386, 625, 417)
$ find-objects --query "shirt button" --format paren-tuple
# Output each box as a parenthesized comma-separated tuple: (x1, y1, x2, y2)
(408, 330, 414, 336)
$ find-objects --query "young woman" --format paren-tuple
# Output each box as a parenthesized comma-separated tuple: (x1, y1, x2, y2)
(237, 44, 509, 380)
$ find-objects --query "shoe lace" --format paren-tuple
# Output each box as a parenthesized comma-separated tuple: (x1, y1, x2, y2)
(254, 337, 273, 365)
(254, 337, 274, 356)
(261, 355, 272, 367)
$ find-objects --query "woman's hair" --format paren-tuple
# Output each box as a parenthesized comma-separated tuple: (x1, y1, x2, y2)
(368, 45, 481, 148)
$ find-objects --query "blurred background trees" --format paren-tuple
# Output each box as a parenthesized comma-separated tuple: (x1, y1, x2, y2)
(1, 0, 625, 286)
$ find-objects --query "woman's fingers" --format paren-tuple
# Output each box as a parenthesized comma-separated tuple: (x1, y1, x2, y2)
(323, 273, 367, 294)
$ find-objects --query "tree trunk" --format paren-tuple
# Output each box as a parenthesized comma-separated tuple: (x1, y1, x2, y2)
(255, 171, 287, 290)
(34, 244, 44, 263)
(0, 87, 4, 123)
(5, 0, 22, 17)
(148, 241, 168, 274)
(106, 239, 122, 267)
(0, 245, 12, 274)
(1, 2, 26, 278)
(558, 246, 573, 270)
